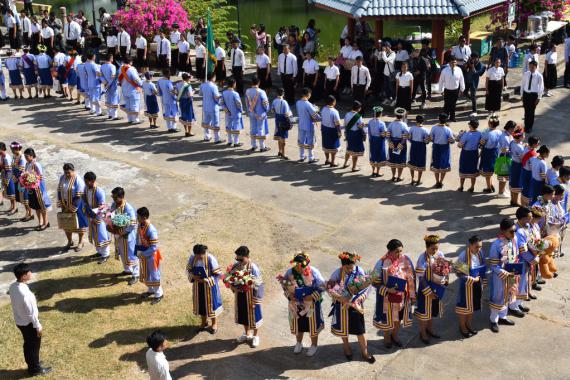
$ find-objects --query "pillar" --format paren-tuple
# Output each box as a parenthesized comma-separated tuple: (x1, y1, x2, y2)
(60, 6, 67, 20)
(348, 17, 356, 40)
(374, 19, 383, 41)
(462, 18, 471, 43)
(431, 19, 445, 65)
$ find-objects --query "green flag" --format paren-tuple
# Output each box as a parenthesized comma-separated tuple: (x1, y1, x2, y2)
(206, 9, 216, 75)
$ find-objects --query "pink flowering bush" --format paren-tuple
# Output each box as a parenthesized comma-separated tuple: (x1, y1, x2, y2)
(113, 0, 192, 38)
(488, 0, 567, 32)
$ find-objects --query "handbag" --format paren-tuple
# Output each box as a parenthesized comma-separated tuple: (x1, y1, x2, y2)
(57, 211, 79, 230)
(494, 154, 512, 176)
(276, 101, 292, 131)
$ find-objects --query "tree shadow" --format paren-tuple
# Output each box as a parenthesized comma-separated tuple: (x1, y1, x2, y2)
(0, 369, 30, 380)
(32, 272, 125, 302)
(38, 292, 143, 313)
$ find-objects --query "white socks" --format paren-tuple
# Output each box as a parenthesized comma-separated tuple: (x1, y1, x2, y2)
(213, 130, 220, 142)
(308, 149, 314, 160)
(299, 147, 305, 159)
(251, 138, 258, 149)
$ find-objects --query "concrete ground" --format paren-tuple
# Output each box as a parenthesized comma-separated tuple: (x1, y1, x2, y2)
(0, 57, 569, 379)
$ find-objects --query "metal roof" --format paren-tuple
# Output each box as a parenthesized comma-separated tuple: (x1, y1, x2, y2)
(309, 0, 505, 18)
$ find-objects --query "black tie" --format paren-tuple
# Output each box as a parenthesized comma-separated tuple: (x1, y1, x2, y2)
(528, 73, 533, 91)
(67, 24, 70, 38)
(232, 50, 235, 67)
(283, 55, 287, 75)
(159, 39, 162, 55)
(357, 67, 360, 85)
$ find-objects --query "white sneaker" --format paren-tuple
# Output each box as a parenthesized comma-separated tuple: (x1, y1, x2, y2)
(469, 112, 478, 117)
(420, 102, 426, 109)
(251, 336, 260, 348)
(498, 192, 510, 199)
(293, 342, 303, 354)
(306, 345, 318, 357)
(236, 334, 251, 343)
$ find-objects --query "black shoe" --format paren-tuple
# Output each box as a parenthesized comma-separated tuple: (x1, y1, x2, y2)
(420, 335, 430, 345)
(528, 293, 537, 300)
(519, 305, 530, 313)
(427, 330, 441, 339)
(536, 279, 546, 285)
(508, 308, 525, 318)
(364, 355, 376, 364)
(97, 256, 109, 264)
(459, 328, 471, 338)
(30, 366, 52, 376)
(116, 271, 132, 277)
(141, 292, 152, 299)
(90, 252, 102, 258)
(150, 296, 163, 305)
(532, 284, 542, 291)
(490, 323, 499, 333)
(467, 327, 478, 335)
(553, 272, 559, 278)
(127, 277, 139, 286)
(498, 317, 516, 326)
(383, 340, 393, 349)
(345, 353, 353, 361)
(392, 338, 403, 347)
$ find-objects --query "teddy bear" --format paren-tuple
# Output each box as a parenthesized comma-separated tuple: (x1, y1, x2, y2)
(539, 234, 559, 279)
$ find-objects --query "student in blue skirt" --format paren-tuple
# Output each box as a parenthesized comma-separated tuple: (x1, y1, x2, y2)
(5, 50, 24, 99)
(497, 121, 516, 198)
(479, 114, 502, 193)
(546, 156, 564, 185)
(177, 72, 196, 137)
(142, 71, 159, 129)
(457, 118, 482, 192)
(342, 101, 366, 172)
(272, 88, 293, 160)
(320, 95, 342, 167)
(387, 108, 410, 182)
(367, 106, 388, 178)
(407, 115, 429, 186)
(430, 113, 455, 189)
(529, 145, 550, 203)
(520, 136, 540, 206)
(508, 126, 525, 206)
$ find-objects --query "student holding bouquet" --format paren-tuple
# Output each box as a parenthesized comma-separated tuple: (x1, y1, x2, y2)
(23, 148, 51, 230)
(57, 163, 88, 252)
(415, 234, 449, 344)
(514, 206, 539, 307)
(372, 239, 416, 349)
(455, 235, 486, 337)
(227, 246, 264, 348)
(279, 252, 325, 357)
(10, 142, 33, 222)
(136, 207, 163, 304)
(328, 252, 375, 363)
(186, 244, 223, 334)
(83, 172, 111, 264)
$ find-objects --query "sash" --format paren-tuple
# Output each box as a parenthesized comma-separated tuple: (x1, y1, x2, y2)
(139, 223, 162, 270)
(247, 90, 264, 120)
(22, 54, 34, 69)
(521, 149, 537, 167)
(118, 65, 141, 90)
(64, 56, 75, 79)
(177, 83, 192, 101)
(345, 112, 362, 134)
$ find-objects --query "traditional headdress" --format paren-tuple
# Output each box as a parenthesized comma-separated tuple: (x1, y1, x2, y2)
(38, 44, 47, 52)
(290, 251, 311, 268)
(395, 107, 406, 117)
(423, 234, 440, 245)
(10, 141, 22, 150)
(530, 205, 545, 218)
(338, 251, 361, 264)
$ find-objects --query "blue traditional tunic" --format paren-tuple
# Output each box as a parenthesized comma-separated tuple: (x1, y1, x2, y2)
(515, 222, 537, 300)
(407, 124, 429, 171)
(76, 62, 87, 94)
(479, 128, 502, 177)
(36, 53, 53, 88)
(199, 81, 221, 131)
(25, 160, 51, 211)
(21, 53, 38, 87)
(157, 78, 178, 122)
(142, 81, 159, 118)
(101, 62, 119, 108)
(231, 261, 264, 329)
(221, 88, 244, 135)
(57, 174, 88, 233)
(529, 156, 547, 203)
(320, 105, 341, 153)
(296, 99, 321, 149)
(372, 254, 416, 331)
(488, 236, 519, 312)
(509, 140, 525, 193)
(457, 130, 482, 178)
(387, 120, 410, 168)
(137, 222, 162, 287)
(5, 57, 23, 89)
(119, 65, 143, 117)
(245, 87, 270, 140)
(187, 253, 224, 317)
(344, 111, 366, 157)
(271, 97, 291, 141)
(1, 153, 16, 200)
(12, 153, 28, 205)
(430, 124, 454, 172)
(455, 248, 486, 315)
(414, 251, 447, 320)
(84, 186, 111, 250)
(368, 118, 388, 167)
(111, 201, 138, 271)
(520, 147, 535, 203)
(177, 81, 195, 126)
(329, 266, 368, 337)
(84, 60, 101, 102)
(497, 131, 513, 180)
(283, 266, 325, 337)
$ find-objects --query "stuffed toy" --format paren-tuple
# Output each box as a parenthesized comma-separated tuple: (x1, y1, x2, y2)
(539, 235, 559, 279)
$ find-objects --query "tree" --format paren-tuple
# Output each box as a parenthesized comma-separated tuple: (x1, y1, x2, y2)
(183, 0, 237, 42)
(114, 0, 191, 38)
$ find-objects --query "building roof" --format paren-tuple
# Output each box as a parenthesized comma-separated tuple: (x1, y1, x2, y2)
(309, 0, 504, 18)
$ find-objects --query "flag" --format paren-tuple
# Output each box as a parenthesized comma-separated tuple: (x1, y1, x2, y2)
(206, 9, 216, 76)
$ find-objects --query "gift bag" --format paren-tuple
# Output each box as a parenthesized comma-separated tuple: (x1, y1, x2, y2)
(494, 155, 512, 176)
(57, 211, 79, 230)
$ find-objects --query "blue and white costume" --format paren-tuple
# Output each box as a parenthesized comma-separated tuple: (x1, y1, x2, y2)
(64, 55, 79, 88)
(25, 160, 51, 211)
(430, 124, 454, 172)
(199, 81, 221, 142)
(1, 153, 16, 200)
(187, 253, 224, 317)
(515, 222, 537, 308)
(414, 251, 447, 320)
(455, 248, 486, 315)
(76, 61, 89, 108)
(387, 120, 410, 168)
(53, 52, 66, 87)
(101, 62, 120, 119)
(407, 123, 429, 171)
(142, 80, 159, 119)
(177, 81, 195, 129)
(329, 266, 368, 337)
(296, 99, 321, 161)
(137, 222, 163, 298)
(84, 60, 102, 115)
(157, 77, 179, 131)
(5, 56, 23, 89)
(520, 147, 535, 204)
(84, 186, 111, 258)
(57, 174, 88, 234)
(344, 111, 366, 157)
(320, 105, 341, 153)
(479, 128, 502, 177)
(111, 201, 139, 277)
(509, 140, 525, 193)
(457, 130, 481, 178)
(272, 97, 292, 143)
(232, 261, 264, 329)
(497, 131, 513, 182)
(368, 118, 388, 168)
(529, 156, 547, 203)
(221, 88, 244, 145)
(245, 86, 270, 149)
(21, 53, 38, 88)
(487, 236, 519, 323)
(119, 64, 143, 123)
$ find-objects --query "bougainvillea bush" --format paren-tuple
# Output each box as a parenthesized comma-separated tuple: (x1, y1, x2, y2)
(488, 0, 567, 32)
(113, 0, 192, 38)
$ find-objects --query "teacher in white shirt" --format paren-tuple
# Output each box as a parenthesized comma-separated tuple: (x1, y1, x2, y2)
(437, 55, 465, 122)
(9, 263, 52, 377)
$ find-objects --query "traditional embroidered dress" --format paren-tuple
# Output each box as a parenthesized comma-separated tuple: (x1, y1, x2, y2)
(515, 222, 537, 301)
(329, 266, 368, 337)
(283, 266, 325, 337)
(387, 120, 410, 168)
(36, 53, 53, 89)
(430, 124, 454, 172)
(119, 64, 143, 122)
(457, 130, 481, 178)
(509, 140, 525, 193)
(157, 77, 179, 129)
(479, 128, 502, 177)
(455, 248, 486, 315)
(319, 105, 341, 153)
(1, 152, 16, 200)
(187, 253, 223, 317)
(372, 253, 416, 331)
(21, 53, 38, 87)
(111, 201, 138, 276)
(84, 60, 102, 113)
(57, 174, 88, 233)
(84, 186, 111, 257)
(5, 56, 23, 89)
(368, 118, 388, 168)
(101, 62, 120, 118)
(137, 222, 163, 297)
(245, 86, 270, 145)
(25, 160, 51, 211)
(177, 81, 195, 128)
(220, 88, 244, 143)
(272, 97, 292, 142)
(199, 81, 221, 138)
(414, 251, 447, 320)
(488, 236, 519, 319)
(142, 80, 159, 118)
(407, 124, 429, 171)
(296, 99, 321, 152)
(76, 61, 88, 103)
(12, 153, 28, 205)
(232, 261, 264, 329)
(344, 111, 366, 157)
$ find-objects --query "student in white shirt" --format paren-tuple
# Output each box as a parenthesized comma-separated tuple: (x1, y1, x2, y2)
(255, 46, 271, 90)
(229, 38, 245, 94)
(145, 330, 172, 380)
(523, 44, 539, 73)
(485, 58, 506, 112)
(543, 43, 558, 96)
(451, 35, 472, 67)
(394, 41, 410, 71)
(116, 25, 131, 61)
(178, 33, 191, 74)
(106, 28, 118, 58)
(437, 55, 465, 121)
(324, 56, 340, 99)
(40, 19, 55, 54)
(20, 11, 32, 47)
(157, 31, 171, 71)
(520, 60, 544, 133)
(278, 44, 297, 104)
(9, 264, 52, 376)
(351, 56, 371, 110)
(135, 31, 148, 69)
(64, 15, 81, 49)
(6, 10, 18, 50)
(169, 23, 181, 72)
(302, 51, 319, 92)
(395, 61, 414, 111)
(194, 37, 206, 81)
(381, 42, 396, 103)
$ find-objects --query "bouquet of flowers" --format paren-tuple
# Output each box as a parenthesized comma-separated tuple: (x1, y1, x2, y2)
(110, 213, 132, 228)
(276, 274, 312, 316)
(223, 264, 261, 292)
(92, 205, 111, 223)
(19, 172, 39, 190)
(528, 237, 550, 253)
(327, 274, 372, 315)
(432, 257, 451, 284)
(453, 261, 470, 276)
